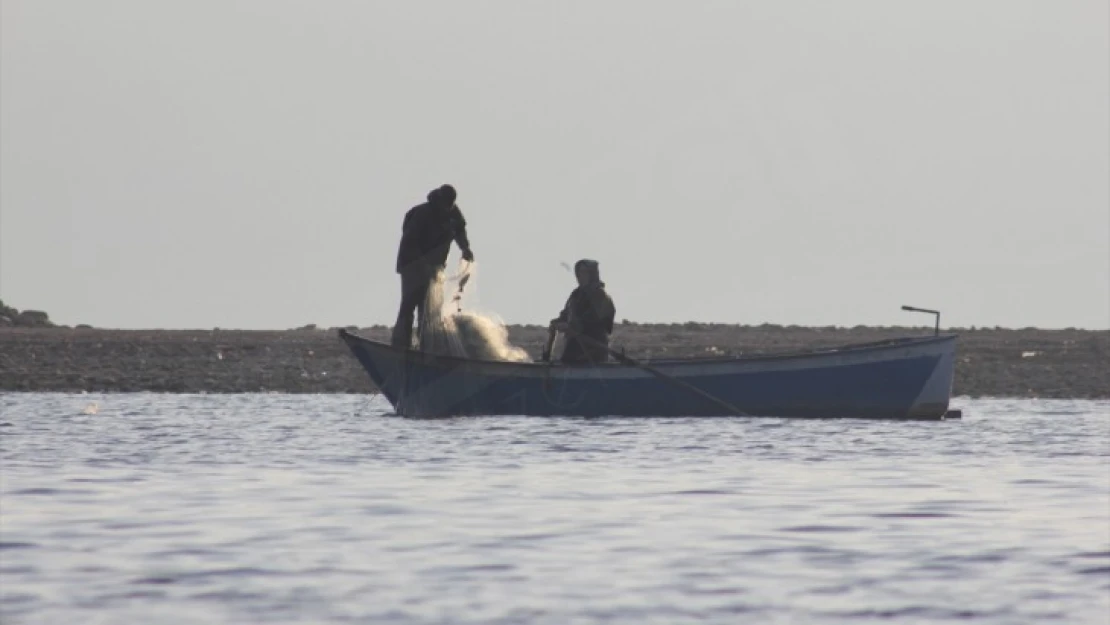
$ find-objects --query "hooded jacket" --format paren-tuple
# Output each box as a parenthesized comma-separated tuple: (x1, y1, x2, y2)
(396, 201, 471, 275)
(555, 260, 616, 364)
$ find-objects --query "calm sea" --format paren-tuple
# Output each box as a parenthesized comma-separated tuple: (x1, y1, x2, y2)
(1, 394, 1107, 624)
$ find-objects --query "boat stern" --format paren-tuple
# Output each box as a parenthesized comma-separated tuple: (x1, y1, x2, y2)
(904, 335, 957, 419)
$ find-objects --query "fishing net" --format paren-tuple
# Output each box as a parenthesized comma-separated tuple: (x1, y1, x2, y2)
(415, 261, 531, 363)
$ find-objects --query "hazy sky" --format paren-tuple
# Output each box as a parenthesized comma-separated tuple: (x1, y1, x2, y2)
(2, 1, 1108, 330)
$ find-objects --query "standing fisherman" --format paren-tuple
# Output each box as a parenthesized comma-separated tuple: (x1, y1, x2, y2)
(391, 184, 475, 349)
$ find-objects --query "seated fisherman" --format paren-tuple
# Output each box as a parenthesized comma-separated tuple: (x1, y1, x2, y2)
(549, 259, 616, 364)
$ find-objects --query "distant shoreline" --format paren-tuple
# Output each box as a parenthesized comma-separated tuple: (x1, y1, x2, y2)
(1, 325, 1107, 398)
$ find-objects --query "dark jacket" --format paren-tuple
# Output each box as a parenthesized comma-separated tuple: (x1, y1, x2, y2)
(396, 202, 471, 274)
(556, 284, 616, 364)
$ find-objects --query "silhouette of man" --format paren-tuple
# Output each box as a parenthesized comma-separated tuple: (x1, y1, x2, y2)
(549, 259, 616, 364)
(392, 184, 474, 349)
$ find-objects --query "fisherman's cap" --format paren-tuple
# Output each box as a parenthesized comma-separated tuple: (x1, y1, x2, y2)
(574, 259, 600, 273)
(427, 184, 457, 205)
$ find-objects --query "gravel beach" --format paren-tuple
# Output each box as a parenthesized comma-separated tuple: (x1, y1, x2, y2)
(1, 325, 1106, 398)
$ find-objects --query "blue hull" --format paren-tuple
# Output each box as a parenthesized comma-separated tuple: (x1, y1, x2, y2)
(339, 330, 957, 419)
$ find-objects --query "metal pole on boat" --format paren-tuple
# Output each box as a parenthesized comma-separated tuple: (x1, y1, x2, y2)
(901, 305, 940, 336)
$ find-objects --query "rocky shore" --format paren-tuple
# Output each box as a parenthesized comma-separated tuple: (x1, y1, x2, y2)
(0, 324, 1106, 398)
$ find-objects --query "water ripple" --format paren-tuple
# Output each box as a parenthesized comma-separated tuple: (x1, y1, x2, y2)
(0, 394, 1107, 624)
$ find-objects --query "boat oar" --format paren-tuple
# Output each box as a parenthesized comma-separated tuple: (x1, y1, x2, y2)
(558, 326, 750, 417)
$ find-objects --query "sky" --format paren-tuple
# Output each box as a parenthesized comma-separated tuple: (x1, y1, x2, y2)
(2, 0, 1108, 330)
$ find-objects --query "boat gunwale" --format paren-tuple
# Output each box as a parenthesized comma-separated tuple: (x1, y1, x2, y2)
(338, 329, 957, 371)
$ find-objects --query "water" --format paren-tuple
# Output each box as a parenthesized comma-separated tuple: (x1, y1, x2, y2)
(1, 395, 1107, 624)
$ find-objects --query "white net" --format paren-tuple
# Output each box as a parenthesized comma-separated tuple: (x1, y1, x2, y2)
(415, 262, 531, 363)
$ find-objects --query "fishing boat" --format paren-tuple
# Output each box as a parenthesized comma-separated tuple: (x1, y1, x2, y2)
(338, 328, 958, 420)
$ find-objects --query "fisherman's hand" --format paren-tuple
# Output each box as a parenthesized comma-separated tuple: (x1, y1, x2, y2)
(461, 249, 475, 262)
(551, 321, 570, 332)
